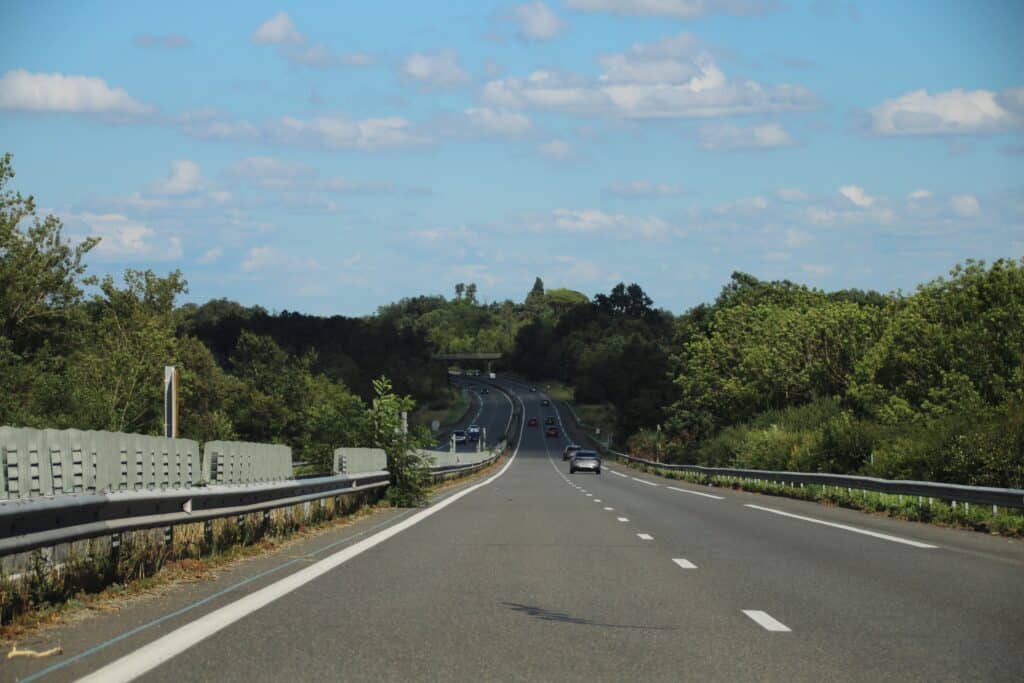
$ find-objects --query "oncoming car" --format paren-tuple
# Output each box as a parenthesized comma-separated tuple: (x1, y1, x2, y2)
(452, 430, 467, 444)
(569, 450, 601, 475)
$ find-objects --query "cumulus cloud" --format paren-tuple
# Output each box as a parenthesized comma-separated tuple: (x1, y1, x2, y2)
(511, 2, 566, 41)
(242, 245, 319, 272)
(950, 194, 981, 217)
(252, 12, 303, 45)
(564, 0, 779, 19)
(606, 181, 684, 198)
(402, 50, 470, 89)
(838, 185, 876, 208)
(552, 208, 671, 238)
(907, 189, 931, 200)
(460, 107, 533, 137)
(698, 122, 794, 150)
(198, 247, 223, 264)
(537, 139, 575, 160)
(71, 212, 182, 260)
(482, 33, 816, 119)
(0, 69, 153, 115)
(133, 34, 191, 49)
(153, 160, 204, 195)
(266, 115, 431, 150)
(867, 87, 1023, 136)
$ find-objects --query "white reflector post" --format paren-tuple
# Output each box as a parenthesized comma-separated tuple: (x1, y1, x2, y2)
(164, 365, 179, 438)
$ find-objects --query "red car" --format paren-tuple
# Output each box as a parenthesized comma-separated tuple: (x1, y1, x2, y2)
(527, 418, 538, 427)
(546, 426, 560, 438)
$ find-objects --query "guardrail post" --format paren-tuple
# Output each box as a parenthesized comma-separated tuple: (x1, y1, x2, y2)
(110, 532, 121, 562)
(203, 519, 213, 548)
(263, 509, 271, 533)
(164, 526, 173, 549)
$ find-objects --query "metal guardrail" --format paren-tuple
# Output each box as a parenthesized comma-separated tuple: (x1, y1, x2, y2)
(0, 471, 390, 557)
(608, 449, 1024, 510)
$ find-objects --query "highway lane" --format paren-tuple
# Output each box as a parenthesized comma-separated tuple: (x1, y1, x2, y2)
(9, 381, 1024, 681)
(432, 378, 512, 454)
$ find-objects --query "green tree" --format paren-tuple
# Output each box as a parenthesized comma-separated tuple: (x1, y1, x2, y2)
(366, 376, 432, 506)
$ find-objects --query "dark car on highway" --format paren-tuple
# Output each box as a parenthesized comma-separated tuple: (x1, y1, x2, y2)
(452, 430, 467, 444)
(541, 399, 550, 406)
(527, 418, 538, 427)
(546, 426, 560, 438)
(569, 450, 601, 475)
(544, 416, 555, 425)
(562, 444, 581, 461)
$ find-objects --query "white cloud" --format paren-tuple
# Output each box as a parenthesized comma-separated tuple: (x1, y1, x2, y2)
(266, 115, 430, 150)
(552, 208, 671, 239)
(565, 0, 778, 19)
(0, 69, 153, 115)
(867, 88, 1023, 136)
(198, 247, 223, 264)
(555, 255, 602, 282)
(242, 245, 319, 272)
(715, 196, 769, 214)
(784, 228, 811, 247)
(402, 50, 470, 89)
(698, 122, 794, 150)
(776, 187, 808, 202)
(154, 160, 203, 195)
(951, 194, 981, 217)
(511, 2, 566, 41)
(907, 189, 932, 201)
(482, 33, 816, 119)
(72, 212, 182, 261)
(410, 226, 476, 243)
(537, 139, 575, 160)
(838, 185, 876, 208)
(461, 107, 533, 136)
(606, 181, 684, 198)
(252, 12, 303, 45)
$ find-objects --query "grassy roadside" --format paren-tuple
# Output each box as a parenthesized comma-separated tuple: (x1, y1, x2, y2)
(618, 460, 1024, 538)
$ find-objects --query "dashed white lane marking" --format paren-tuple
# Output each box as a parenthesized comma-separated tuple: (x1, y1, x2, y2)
(672, 558, 697, 569)
(743, 610, 791, 632)
(594, 499, 601, 503)
(603, 507, 613, 511)
(636, 533, 654, 541)
(744, 504, 938, 549)
(585, 493, 593, 497)
(667, 485, 724, 500)
(631, 477, 658, 487)
(617, 517, 629, 522)
(610, 470, 628, 478)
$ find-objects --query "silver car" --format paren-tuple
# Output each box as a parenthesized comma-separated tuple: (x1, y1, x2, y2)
(569, 450, 601, 475)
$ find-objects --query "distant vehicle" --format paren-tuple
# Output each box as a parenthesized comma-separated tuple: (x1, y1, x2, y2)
(546, 426, 560, 438)
(452, 430, 467, 444)
(529, 386, 537, 392)
(527, 418, 538, 427)
(488, 372, 496, 379)
(544, 416, 555, 426)
(480, 387, 489, 394)
(562, 444, 582, 461)
(541, 399, 550, 406)
(467, 425, 481, 441)
(569, 450, 601, 475)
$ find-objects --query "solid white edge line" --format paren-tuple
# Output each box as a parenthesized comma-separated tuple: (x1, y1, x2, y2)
(617, 517, 629, 522)
(80, 392, 529, 683)
(636, 533, 653, 540)
(666, 485, 724, 500)
(743, 610, 791, 632)
(672, 558, 697, 569)
(744, 504, 937, 549)
(631, 477, 658, 487)
(610, 470, 628, 478)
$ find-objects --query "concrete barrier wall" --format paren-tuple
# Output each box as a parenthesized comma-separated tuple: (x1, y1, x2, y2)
(1, 427, 200, 499)
(334, 447, 388, 475)
(202, 441, 292, 485)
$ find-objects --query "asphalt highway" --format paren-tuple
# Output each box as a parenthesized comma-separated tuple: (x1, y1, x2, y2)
(8, 381, 1024, 682)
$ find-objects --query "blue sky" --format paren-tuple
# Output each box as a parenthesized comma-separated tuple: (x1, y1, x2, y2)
(1, 0, 1022, 314)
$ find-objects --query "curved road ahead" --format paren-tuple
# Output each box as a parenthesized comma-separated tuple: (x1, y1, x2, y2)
(9, 381, 1024, 682)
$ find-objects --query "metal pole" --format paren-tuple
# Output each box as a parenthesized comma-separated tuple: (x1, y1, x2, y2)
(163, 365, 179, 438)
